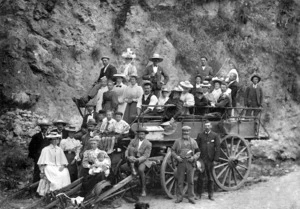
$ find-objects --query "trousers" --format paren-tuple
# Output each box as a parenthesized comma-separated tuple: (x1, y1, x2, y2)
(176, 159, 195, 199)
(197, 160, 214, 196)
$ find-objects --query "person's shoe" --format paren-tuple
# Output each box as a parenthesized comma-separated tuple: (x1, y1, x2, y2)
(187, 197, 196, 204)
(141, 190, 146, 197)
(208, 195, 215, 201)
(195, 195, 201, 200)
(175, 198, 183, 203)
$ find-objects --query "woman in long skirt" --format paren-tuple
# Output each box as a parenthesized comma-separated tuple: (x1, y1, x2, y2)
(102, 80, 118, 112)
(113, 74, 127, 115)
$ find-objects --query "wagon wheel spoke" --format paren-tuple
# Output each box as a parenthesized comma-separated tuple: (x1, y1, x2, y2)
(232, 168, 238, 186)
(164, 171, 174, 175)
(214, 162, 228, 169)
(167, 179, 175, 193)
(230, 136, 234, 155)
(222, 167, 230, 185)
(216, 165, 228, 179)
(237, 156, 249, 161)
(228, 169, 232, 187)
(165, 176, 174, 185)
(233, 138, 241, 156)
(220, 148, 229, 159)
(233, 167, 244, 179)
(167, 162, 175, 171)
(235, 147, 247, 158)
(219, 157, 228, 162)
(237, 164, 248, 170)
(224, 139, 230, 156)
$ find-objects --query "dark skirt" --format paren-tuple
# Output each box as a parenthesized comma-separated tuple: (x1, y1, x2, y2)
(81, 168, 105, 197)
(123, 102, 137, 124)
(64, 152, 78, 182)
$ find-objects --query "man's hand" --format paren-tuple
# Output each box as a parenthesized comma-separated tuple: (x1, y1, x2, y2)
(177, 156, 183, 162)
(59, 166, 65, 172)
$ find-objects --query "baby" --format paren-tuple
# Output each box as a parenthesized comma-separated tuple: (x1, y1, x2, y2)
(89, 152, 110, 177)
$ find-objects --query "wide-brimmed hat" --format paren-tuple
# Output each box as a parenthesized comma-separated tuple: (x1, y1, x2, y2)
(143, 80, 152, 87)
(46, 131, 62, 139)
(180, 81, 193, 89)
(200, 81, 211, 88)
(250, 74, 261, 83)
(121, 48, 136, 59)
(89, 135, 100, 143)
(101, 56, 110, 61)
(136, 126, 149, 134)
(149, 53, 163, 62)
(53, 119, 68, 126)
(65, 125, 77, 132)
(211, 77, 223, 85)
(172, 86, 183, 92)
(37, 119, 52, 126)
(195, 74, 203, 80)
(87, 119, 97, 126)
(195, 88, 204, 94)
(129, 73, 138, 79)
(161, 86, 170, 92)
(113, 74, 126, 79)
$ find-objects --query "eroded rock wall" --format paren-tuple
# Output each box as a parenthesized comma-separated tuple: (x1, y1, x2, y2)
(0, 0, 299, 159)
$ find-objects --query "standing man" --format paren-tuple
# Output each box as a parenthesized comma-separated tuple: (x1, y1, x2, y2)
(171, 126, 200, 204)
(244, 74, 263, 117)
(227, 73, 239, 108)
(28, 119, 51, 183)
(81, 101, 98, 129)
(137, 82, 158, 115)
(97, 56, 117, 82)
(123, 127, 152, 197)
(143, 53, 169, 97)
(196, 121, 220, 200)
(53, 119, 68, 139)
(197, 56, 214, 81)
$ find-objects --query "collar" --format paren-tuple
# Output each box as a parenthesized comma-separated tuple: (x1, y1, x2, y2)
(253, 84, 258, 88)
(182, 136, 190, 141)
(205, 130, 211, 135)
(50, 144, 58, 149)
(228, 80, 235, 85)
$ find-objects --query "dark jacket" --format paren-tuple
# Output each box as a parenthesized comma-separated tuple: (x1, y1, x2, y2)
(194, 96, 209, 115)
(97, 64, 117, 82)
(196, 131, 220, 162)
(28, 132, 49, 162)
(244, 85, 263, 107)
(215, 93, 231, 116)
(196, 65, 214, 81)
(228, 80, 238, 107)
(81, 112, 98, 129)
(142, 65, 169, 90)
(163, 98, 183, 120)
(126, 138, 152, 164)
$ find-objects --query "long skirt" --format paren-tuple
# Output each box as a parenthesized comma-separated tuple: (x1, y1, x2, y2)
(123, 102, 137, 124)
(81, 168, 105, 197)
(37, 165, 71, 196)
(64, 152, 78, 182)
(117, 102, 127, 115)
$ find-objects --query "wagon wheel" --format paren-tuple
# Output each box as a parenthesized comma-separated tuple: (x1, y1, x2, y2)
(212, 135, 251, 191)
(160, 150, 188, 199)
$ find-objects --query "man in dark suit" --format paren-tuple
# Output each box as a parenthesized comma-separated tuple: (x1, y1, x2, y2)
(52, 119, 68, 140)
(81, 102, 98, 129)
(142, 53, 169, 97)
(122, 127, 152, 197)
(196, 56, 214, 81)
(194, 88, 209, 115)
(97, 56, 117, 82)
(244, 74, 263, 117)
(196, 121, 220, 200)
(28, 120, 51, 183)
(212, 82, 231, 118)
(227, 73, 239, 107)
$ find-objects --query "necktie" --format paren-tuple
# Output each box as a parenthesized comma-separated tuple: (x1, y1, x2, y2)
(105, 122, 110, 131)
(116, 85, 121, 88)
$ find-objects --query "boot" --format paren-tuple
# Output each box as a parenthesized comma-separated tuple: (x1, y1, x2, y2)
(208, 181, 214, 200)
(130, 163, 137, 176)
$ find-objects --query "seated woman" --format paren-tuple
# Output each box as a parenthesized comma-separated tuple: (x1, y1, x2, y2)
(211, 77, 222, 104)
(163, 86, 184, 122)
(81, 136, 111, 197)
(155, 86, 170, 114)
(37, 132, 71, 196)
(102, 80, 118, 113)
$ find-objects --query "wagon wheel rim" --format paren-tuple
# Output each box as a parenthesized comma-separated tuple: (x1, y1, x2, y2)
(160, 150, 188, 199)
(212, 135, 251, 191)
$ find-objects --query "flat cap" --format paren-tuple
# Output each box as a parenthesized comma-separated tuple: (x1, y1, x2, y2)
(182, 126, 191, 131)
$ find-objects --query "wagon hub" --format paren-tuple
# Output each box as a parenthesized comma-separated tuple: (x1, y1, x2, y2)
(228, 157, 238, 168)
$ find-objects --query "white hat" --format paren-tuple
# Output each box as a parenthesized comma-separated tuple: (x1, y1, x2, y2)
(149, 53, 163, 62)
(113, 74, 126, 79)
(172, 86, 183, 92)
(121, 48, 136, 59)
(200, 81, 211, 88)
(37, 119, 51, 126)
(46, 132, 62, 139)
(180, 81, 193, 89)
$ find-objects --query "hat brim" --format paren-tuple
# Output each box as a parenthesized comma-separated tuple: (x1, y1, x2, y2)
(38, 123, 51, 126)
(113, 74, 126, 79)
(46, 135, 62, 139)
(180, 82, 193, 89)
(136, 130, 149, 134)
(87, 122, 97, 126)
(251, 75, 261, 82)
(149, 57, 163, 62)
(211, 79, 223, 85)
(101, 56, 110, 60)
(53, 122, 68, 126)
(65, 128, 77, 132)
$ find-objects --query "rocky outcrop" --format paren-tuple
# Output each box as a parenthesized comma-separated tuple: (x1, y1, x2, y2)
(0, 0, 299, 159)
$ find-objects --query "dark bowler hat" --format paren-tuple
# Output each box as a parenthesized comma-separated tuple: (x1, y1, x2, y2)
(136, 126, 149, 134)
(250, 74, 261, 83)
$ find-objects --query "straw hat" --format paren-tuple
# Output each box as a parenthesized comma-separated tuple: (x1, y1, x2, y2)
(136, 126, 149, 134)
(89, 135, 100, 143)
(37, 119, 51, 126)
(53, 119, 68, 126)
(211, 77, 224, 85)
(180, 81, 193, 89)
(121, 48, 136, 59)
(172, 86, 183, 92)
(65, 125, 77, 132)
(200, 81, 211, 88)
(129, 73, 138, 79)
(101, 56, 110, 61)
(113, 74, 126, 79)
(149, 53, 163, 62)
(182, 126, 191, 131)
(46, 131, 62, 139)
(250, 74, 261, 83)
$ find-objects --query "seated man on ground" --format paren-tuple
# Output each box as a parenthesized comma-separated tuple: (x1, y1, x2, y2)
(137, 81, 158, 116)
(163, 86, 184, 122)
(121, 127, 152, 197)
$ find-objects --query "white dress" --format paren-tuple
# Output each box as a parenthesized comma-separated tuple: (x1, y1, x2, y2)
(37, 144, 71, 196)
(96, 86, 108, 112)
(113, 83, 127, 114)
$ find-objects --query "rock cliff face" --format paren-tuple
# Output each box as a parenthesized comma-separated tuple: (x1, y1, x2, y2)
(0, 0, 299, 159)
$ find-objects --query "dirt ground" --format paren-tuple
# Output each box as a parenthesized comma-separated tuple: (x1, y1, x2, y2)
(119, 166, 300, 209)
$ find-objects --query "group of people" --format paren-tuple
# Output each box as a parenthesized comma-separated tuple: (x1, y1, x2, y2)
(28, 51, 264, 204)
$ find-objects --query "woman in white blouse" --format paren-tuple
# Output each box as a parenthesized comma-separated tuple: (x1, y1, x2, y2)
(112, 74, 127, 115)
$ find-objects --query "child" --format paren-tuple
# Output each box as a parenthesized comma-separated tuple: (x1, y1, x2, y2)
(114, 112, 130, 136)
(88, 152, 110, 177)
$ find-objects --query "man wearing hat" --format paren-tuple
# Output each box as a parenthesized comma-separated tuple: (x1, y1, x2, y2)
(194, 88, 209, 115)
(60, 125, 82, 182)
(196, 121, 220, 200)
(180, 81, 195, 115)
(113, 74, 127, 114)
(191, 74, 203, 95)
(137, 81, 158, 116)
(118, 48, 137, 81)
(28, 119, 51, 183)
(123, 127, 152, 197)
(212, 82, 232, 118)
(142, 53, 169, 97)
(163, 86, 184, 121)
(200, 81, 213, 105)
(97, 56, 117, 82)
(196, 56, 214, 81)
(155, 86, 170, 113)
(81, 101, 98, 129)
(244, 74, 263, 117)
(53, 119, 68, 140)
(171, 126, 200, 204)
